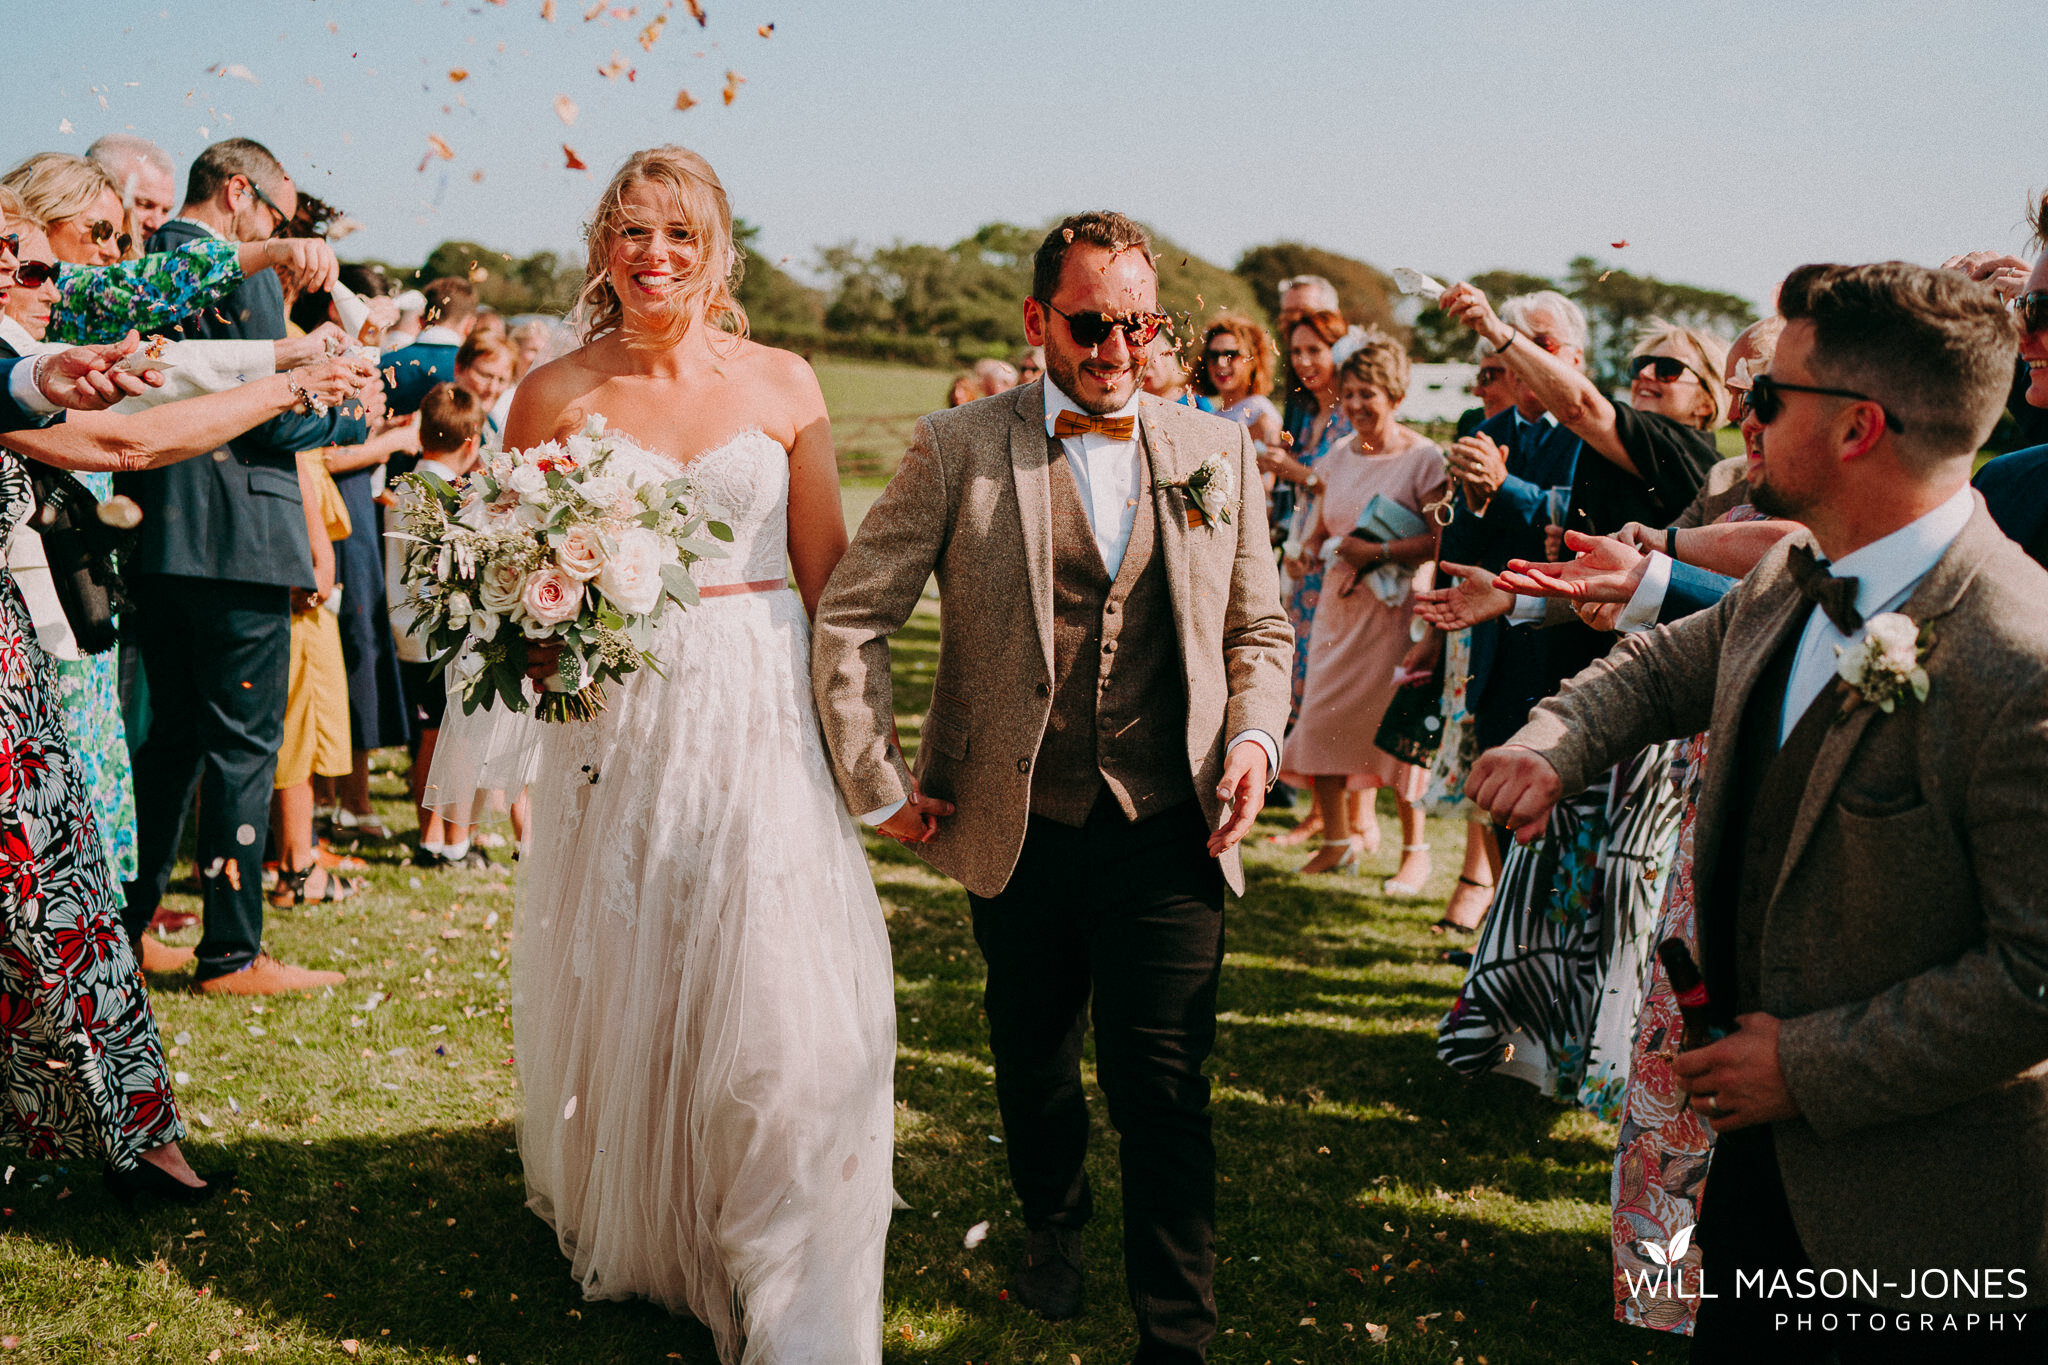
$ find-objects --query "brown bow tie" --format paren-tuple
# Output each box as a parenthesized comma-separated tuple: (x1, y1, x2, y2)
(1787, 543, 1863, 634)
(1053, 409, 1135, 442)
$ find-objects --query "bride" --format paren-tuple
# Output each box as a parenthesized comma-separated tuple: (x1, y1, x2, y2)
(494, 146, 895, 1361)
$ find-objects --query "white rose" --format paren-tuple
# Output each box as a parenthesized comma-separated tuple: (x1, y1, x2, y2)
(446, 590, 473, 619)
(555, 523, 608, 581)
(505, 464, 548, 501)
(452, 645, 487, 684)
(1863, 613, 1919, 670)
(455, 496, 490, 530)
(564, 433, 598, 465)
(582, 413, 608, 438)
(595, 528, 667, 615)
(477, 558, 527, 615)
(469, 610, 501, 639)
(577, 475, 626, 508)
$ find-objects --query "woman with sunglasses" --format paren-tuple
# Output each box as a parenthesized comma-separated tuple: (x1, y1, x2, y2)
(3, 153, 337, 354)
(1189, 313, 1283, 451)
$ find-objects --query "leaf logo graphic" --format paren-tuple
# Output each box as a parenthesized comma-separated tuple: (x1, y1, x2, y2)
(1642, 1222, 1695, 1267)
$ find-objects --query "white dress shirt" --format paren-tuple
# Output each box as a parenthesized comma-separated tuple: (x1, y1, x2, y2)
(7, 356, 58, 416)
(1778, 484, 1972, 743)
(861, 381, 1277, 826)
(1614, 551, 1675, 633)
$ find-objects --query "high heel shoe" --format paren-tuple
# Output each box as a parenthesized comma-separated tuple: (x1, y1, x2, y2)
(1383, 843, 1434, 897)
(1298, 836, 1364, 876)
(102, 1159, 235, 1211)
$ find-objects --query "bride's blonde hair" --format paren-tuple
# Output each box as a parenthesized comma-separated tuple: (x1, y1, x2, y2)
(574, 145, 748, 350)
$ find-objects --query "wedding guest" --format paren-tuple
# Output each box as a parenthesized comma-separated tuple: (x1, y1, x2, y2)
(1264, 308, 1353, 846)
(493, 318, 554, 435)
(453, 330, 516, 449)
(1140, 347, 1191, 403)
(120, 136, 368, 994)
(86, 134, 179, 248)
(1972, 193, 2048, 567)
(1275, 274, 1342, 450)
(1015, 346, 1044, 386)
(1283, 335, 1445, 891)
(392, 384, 490, 870)
(1455, 340, 1512, 438)
(947, 372, 980, 408)
(975, 356, 1019, 396)
(0, 340, 369, 1205)
(383, 288, 426, 352)
(268, 446, 358, 906)
(1189, 314, 1282, 450)
(3, 154, 126, 267)
(382, 277, 479, 419)
(1470, 261, 2047, 1360)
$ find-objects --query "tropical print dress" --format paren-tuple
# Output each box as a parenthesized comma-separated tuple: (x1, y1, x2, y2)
(0, 455, 182, 1168)
(37, 237, 247, 883)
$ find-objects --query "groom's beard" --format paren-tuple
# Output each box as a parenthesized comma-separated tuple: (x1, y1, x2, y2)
(1044, 346, 1142, 416)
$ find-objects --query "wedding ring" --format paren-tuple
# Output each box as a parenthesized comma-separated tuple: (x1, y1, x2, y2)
(1708, 1095, 1721, 1114)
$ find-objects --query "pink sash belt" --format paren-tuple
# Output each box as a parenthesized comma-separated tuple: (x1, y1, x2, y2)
(699, 578, 787, 598)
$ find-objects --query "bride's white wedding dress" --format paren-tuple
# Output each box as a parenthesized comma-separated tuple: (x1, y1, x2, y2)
(511, 425, 895, 1363)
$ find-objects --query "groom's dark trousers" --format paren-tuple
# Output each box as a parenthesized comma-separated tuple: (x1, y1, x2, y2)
(971, 798, 1223, 1363)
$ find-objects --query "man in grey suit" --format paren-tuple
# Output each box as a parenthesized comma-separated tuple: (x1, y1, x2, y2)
(1471, 262, 2046, 1362)
(813, 213, 1292, 1362)
(119, 138, 366, 994)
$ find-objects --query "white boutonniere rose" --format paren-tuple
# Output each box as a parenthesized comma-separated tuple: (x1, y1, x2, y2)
(1156, 453, 1235, 528)
(1834, 612, 1932, 716)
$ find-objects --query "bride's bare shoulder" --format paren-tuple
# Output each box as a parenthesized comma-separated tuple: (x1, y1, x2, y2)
(503, 344, 615, 446)
(723, 336, 826, 420)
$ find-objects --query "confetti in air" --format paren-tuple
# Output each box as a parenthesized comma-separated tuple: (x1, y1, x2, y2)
(674, 89, 698, 112)
(418, 133, 456, 173)
(638, 13, 667, 50)
(207, 62, 260, 84)
(757, 22, 774, 37)
(449, 68, 470, 82)
(562, 144, 589, 170)
(684, 0, 708, 25)
(554, 94, 578, 124)
(541, 0, 557, 19)
(1611, 240, 1630, 249)
(722, 69, 745, 105)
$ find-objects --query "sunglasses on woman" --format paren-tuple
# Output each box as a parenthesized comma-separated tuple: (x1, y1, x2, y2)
(1204, 347, 1243, 365)
(12, 260, 57, 288)
(82, 219, 133, 254)
(1629, 354, 1707, 385)
(1038, 300, 1167, 349)
(2013, 291, 2048, 335)
(1746, 372, 1904, 432)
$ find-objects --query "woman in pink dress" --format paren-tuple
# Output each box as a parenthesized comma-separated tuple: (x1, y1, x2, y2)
(1284, 334, 1446, 891)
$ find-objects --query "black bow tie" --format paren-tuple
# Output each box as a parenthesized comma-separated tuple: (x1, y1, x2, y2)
(1787, 544, 1863, 634)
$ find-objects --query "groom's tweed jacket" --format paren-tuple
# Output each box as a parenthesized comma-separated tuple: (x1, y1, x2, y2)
(811, 380, 1293, 897)
(1510, 498, 2048, 1299)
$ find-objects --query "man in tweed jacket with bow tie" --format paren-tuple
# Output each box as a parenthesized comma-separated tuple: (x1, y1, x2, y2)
(813, 212, 1292, 1363)
(1472, 262, 2048, 1362)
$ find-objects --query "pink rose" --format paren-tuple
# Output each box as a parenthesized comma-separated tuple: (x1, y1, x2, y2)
(554, 523, 607, 581)
(519, 566, 585, 629)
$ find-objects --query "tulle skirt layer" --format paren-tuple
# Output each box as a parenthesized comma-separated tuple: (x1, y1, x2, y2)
(513, 588, 894, 1364)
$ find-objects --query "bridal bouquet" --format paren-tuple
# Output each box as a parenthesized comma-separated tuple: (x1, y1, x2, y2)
(391, 415, 730, 722)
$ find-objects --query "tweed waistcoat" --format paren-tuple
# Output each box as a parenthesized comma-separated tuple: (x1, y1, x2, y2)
(1030, 432, 1192, 826)
(1707, 606, 1842, 1019)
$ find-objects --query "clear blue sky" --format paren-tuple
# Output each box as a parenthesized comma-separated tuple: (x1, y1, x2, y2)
(10, 0, 2038, 310)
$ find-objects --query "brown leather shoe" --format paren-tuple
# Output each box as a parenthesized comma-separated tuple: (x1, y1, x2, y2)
(196, 953, 345, 995)
(149, 906, 199, 934)
(1009, 1227, 1084, 1321)
(138, 933, 195, 973)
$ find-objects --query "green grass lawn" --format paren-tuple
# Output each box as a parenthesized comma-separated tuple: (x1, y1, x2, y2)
(815, 359, 954, 484)
(0, 594, 1684, 1365)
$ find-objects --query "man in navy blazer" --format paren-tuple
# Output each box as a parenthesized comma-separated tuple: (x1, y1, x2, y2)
(380, 278, 476, 416)
(117, 138, 366, 994)
(1974, 444, 2048, 567)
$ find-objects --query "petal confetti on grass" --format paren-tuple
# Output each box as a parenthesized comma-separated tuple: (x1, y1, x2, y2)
(962, 1219, 989, 1249)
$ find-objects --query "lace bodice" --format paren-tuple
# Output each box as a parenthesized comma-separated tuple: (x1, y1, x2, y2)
(629, 427, 789, 588)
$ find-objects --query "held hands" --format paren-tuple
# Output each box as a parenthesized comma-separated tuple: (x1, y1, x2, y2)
(287, 355, 377, 412)
(1444, 432, 1507, 498)
(1671, 1013, 1800, 1132)
(1412, 560, 1515, 631)
(35, 332, 165, 409)
(1493, 530, 1649, 605)
(1206, 739, 1269, 858)
(1464, 744, 1561, 844)
(877, 788, 955, 846)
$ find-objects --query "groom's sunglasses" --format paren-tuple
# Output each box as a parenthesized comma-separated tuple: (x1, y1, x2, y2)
(1746, 372, 1904, 432)
(1037, 300, 1168, 350)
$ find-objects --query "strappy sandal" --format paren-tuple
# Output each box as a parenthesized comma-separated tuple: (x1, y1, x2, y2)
(268, 865, 362, 908)
(1429, 875, 1492, 933)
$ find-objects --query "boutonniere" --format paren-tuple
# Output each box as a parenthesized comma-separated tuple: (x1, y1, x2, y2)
(1155, 454, 1235, 529)
(1833, 612, 1932, 721)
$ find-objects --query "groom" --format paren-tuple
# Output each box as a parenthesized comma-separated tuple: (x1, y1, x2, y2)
(1470, 262, 2048, 1361)
(813, 212, 1291, 1362)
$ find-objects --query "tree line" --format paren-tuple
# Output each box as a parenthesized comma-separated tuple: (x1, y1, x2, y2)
(363, 225, 1757, 390)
